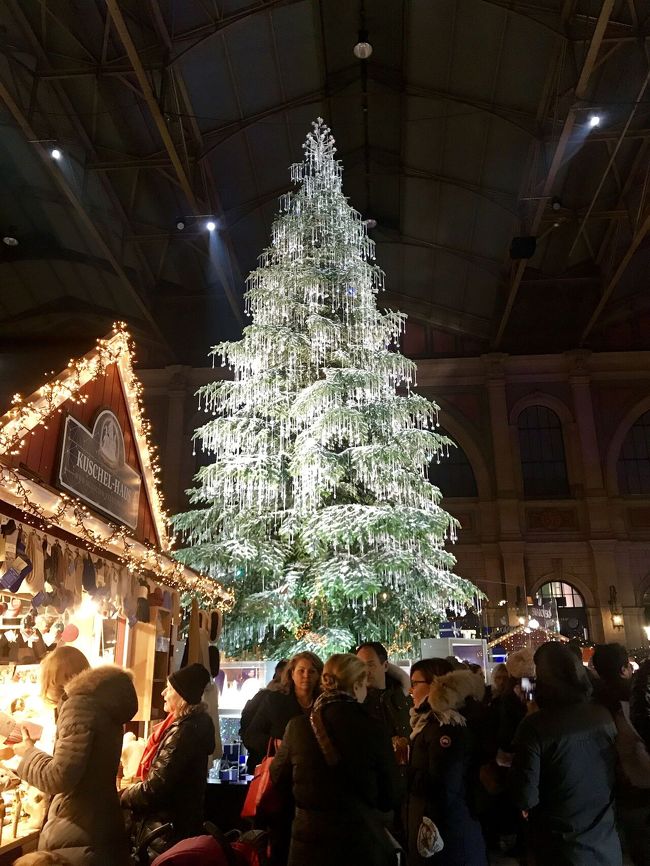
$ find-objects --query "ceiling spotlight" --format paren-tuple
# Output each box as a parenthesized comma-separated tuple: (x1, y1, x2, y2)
(206, 220, 216, 232)
(551, 196, 562, 211)
(2, 228, 18, 247)
(176, 218, 186, 231)
(363, 218, 377, 229)
(353, 30, 373, 60)
(50, 147, 62, 160)
(589, 114, 601, 128)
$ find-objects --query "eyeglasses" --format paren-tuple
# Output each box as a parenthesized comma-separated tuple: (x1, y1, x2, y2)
(410, 680, 428, 686)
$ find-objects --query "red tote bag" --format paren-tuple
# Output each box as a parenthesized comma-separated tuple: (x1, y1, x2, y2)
(241, 738, 282, 820)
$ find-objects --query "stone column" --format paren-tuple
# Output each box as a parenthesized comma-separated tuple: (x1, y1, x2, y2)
(589, 540, 632, 644)
(485, 354, 520, 539)
(500, 541, 527, 627)
(567, 352, 612, 537)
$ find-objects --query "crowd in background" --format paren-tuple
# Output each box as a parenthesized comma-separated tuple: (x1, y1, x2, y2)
(240, 639, 650, 866)
(5, 637, 650, 865)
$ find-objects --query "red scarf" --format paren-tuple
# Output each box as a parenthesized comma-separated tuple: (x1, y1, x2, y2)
(137, 712, 176, 780)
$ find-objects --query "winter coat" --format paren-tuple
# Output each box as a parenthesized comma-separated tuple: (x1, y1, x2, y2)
(270, 696, 401, 866)
(510, 700, 621, 866)
(631, 659, 650, 750)
(364, 674, 413, 739)
(241, 689, 307, 760)
(120, 705, 215, 843)
(405, 670, 487, 866)
(18, 665, 138, 866)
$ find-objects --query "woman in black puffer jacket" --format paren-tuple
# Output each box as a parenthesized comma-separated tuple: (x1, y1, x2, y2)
(121, 663, 215, 859)
(270, 653, 400, 866)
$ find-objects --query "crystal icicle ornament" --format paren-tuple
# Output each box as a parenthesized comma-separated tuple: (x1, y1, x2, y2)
(173, 119, 481, 658)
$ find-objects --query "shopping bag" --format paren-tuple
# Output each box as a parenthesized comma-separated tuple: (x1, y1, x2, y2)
(241, 739, 282, 820)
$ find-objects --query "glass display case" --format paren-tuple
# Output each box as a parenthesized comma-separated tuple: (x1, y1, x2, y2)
(420, 638, 488, 673)
(217, 660, 275, 744)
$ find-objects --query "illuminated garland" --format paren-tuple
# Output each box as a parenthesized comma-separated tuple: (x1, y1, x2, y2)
(0, 463, 232, 607)
(0, 323, 233, 608)
(0, 322, 169, 550)
(487, 625, 567, 651)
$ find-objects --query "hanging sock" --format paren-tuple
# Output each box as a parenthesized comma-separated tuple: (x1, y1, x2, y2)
(0, 532, 33, 592)
(82, 556, 97, 595)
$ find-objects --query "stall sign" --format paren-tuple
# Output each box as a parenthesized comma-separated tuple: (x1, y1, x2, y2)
(529, 599, 559, 632)
(58, 410, 141, 529)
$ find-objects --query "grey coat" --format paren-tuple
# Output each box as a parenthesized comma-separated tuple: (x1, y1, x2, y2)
(510, 701, 622, 866)
(19, 665, 138, 866)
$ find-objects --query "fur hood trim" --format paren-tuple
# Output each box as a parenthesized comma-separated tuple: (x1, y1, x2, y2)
(65, 664, 138, 724)
(506, 647, 536, 680)
(428, 670, 485, 719)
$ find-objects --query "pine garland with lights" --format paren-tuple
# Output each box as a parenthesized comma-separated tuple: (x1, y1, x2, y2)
(174, 120, 480, 657)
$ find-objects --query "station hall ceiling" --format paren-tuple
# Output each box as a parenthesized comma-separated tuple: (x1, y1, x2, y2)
(0, 0, 649, 368)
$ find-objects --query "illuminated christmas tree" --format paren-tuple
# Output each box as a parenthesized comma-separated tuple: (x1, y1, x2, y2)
(173, 119, 480, 657)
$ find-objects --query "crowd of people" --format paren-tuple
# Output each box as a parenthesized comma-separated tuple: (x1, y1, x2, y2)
(239, 640, 650, 866)
(5, 638, 650, 865)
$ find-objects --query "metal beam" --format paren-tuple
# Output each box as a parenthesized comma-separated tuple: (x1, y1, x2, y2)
(147, 0, 247, 323)
(580, 210, 650, 343)
(379, 291, 492, 339)
(0, 77, 168, 347)
(104, 0, 244, 326)
(493, 0, 617, 347)
(35, 63, 164, 80)
(568, 66, 650, 259)
(105, 0, 199, 211)
(5, 1, 163, 334)
(87, 156, 185, 170)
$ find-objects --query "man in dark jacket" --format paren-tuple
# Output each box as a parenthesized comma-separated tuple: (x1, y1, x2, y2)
(510, 642, 622, 866)
(594, 644, 650, 866)
(356, 642, 411, 741)
(592, 643, 633, 712)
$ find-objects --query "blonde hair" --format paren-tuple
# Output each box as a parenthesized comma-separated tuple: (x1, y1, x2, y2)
(40, 646, 90, 707)
(13, 852, 72, 865)
(280, 651, 324, 696)
(322, 653, 367, 695)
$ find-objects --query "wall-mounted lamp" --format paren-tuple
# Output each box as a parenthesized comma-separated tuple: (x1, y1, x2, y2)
(609, 585, 624, 631)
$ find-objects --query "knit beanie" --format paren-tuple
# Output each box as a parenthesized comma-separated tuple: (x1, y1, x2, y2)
(169, 663, 210, 705)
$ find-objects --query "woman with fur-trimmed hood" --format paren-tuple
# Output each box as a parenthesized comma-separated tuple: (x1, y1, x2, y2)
(13, 662, 138, 866)
(406, 665, 488, 865)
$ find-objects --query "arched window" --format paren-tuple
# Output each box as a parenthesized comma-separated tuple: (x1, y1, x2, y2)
(538, 580, 584, 608)
(617, 410, 650, 494)
(517, 406, 569, 498)
(538, 580, 589, 640)
(429, 429, 478, 498)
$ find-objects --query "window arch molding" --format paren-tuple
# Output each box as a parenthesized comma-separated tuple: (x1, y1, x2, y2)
(434, 403, 492, 500)
(605, 396, 650, 495)
(528, 572, 596, 609)
(508, 392, 579, 497)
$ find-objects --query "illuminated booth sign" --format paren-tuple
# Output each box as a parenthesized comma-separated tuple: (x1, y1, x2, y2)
(58, 410, 142, 529)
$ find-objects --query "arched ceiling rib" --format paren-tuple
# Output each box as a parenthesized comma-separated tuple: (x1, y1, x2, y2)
(0, 0, 648, 366)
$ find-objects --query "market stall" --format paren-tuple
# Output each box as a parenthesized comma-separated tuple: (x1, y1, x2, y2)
(488, 625, 568, 663)
(0, 324, 230, 860)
